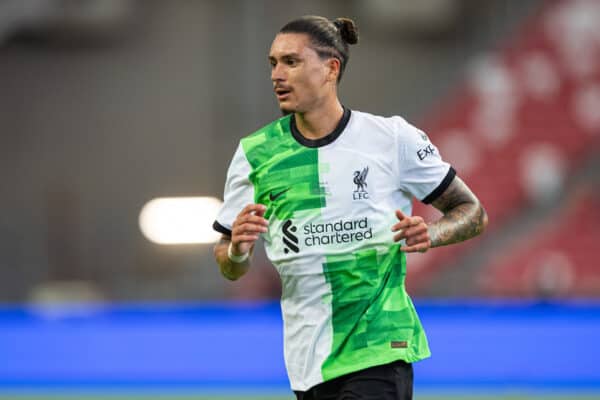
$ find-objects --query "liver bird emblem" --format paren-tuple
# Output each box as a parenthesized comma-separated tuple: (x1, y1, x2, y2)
(353, 166, 369, 192)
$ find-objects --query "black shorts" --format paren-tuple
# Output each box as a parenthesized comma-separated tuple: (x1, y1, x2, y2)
(294, 360, 413, 400)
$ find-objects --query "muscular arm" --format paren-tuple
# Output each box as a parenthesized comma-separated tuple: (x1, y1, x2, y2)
(213, 236, 252, 281)
(428, 176, 488, 248)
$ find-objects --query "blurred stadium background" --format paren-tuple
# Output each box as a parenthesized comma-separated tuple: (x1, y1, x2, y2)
(1, 0, 599, 399)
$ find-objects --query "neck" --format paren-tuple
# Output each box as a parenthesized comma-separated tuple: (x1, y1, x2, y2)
(294, 100, 344, 140)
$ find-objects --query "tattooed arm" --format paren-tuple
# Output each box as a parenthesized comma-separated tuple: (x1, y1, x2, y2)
(428, 176, 488, 248)
(392, 176, 488, 252)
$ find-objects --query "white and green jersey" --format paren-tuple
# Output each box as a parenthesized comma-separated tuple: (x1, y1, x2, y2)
(214, 108, 455, 391)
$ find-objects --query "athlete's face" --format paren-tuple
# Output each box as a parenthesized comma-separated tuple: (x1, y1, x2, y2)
(269, 33, 338, 114)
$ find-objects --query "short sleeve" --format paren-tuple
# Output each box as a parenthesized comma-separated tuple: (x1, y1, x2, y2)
(395, 118, 455, 204)
(213, 143, 255, 236)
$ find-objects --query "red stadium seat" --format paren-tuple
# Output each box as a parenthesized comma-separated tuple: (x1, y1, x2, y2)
(478, 190, 600, 296)
(407, 0, 600, 294)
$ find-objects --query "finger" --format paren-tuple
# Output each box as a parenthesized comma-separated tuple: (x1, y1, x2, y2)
(400, 241, 431, 253)
(393, 228, 427, 243)
(390, 222, 404, 233)
(391, 218, 426, 233)
(393, 230, 410, 242)
(239, 203, 267, 217)
(395, 209, 407, 221)
(393, 231, 405, 242)
(402, 224, 428, 239)
(405, 232, 430, 246)
(410, 215, 424, 225)
(231, 228, 261, 240)
(233, 223, 268, 235)
(235, 214, 269, 228)
(235, 211, 269, 225)
(254, 204, 267, 217)
(391, 219, 412, 231)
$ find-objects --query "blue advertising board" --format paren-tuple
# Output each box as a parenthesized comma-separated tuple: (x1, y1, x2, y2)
(0, 300, 598, 391)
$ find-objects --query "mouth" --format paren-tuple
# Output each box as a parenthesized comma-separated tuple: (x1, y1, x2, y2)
(274, 87, 292, 101)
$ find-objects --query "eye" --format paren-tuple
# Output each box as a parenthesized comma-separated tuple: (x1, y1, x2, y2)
(284, 57, 298, 67)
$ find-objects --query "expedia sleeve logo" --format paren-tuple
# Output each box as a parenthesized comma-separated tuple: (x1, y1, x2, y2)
(417, 144, 435, 160)
(281, 217, 373, 254)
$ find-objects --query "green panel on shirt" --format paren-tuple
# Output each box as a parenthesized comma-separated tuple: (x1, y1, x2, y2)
(241, 116, 327, 220)
(321, 244, 430, 381)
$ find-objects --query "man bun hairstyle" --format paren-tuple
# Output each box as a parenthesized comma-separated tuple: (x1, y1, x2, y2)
(333, 18, 359, 45)
(280, 16, 359, 82)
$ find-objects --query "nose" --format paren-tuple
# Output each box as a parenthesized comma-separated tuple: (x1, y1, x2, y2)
(271, 63, 285, 83)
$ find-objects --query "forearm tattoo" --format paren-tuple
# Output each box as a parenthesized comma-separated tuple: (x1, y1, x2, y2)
(428, 177, 488, 248)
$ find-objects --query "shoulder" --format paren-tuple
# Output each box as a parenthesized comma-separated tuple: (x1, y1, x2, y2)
(350, 110, 426, 144)
(240, 114, 292, 149)
(237, 114, 293, 168)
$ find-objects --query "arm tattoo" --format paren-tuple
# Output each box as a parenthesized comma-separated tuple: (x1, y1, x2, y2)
(428, 176, 488, 248)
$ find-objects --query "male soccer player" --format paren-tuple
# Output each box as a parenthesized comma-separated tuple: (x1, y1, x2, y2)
(213, 16, 487, 400)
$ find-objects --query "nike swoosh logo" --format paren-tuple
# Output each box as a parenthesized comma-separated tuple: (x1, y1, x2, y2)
(269, 188, 290, 201)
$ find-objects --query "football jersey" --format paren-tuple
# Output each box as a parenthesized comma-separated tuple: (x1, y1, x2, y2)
(213, 107, 454, 391)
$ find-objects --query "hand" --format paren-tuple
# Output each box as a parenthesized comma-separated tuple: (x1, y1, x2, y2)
(231, 204, 269, 255)
(391, 210, 431, 253)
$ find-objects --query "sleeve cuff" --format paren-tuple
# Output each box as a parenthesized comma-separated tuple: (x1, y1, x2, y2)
(212, 220, 232, 237)
(421, 166, 456, 204)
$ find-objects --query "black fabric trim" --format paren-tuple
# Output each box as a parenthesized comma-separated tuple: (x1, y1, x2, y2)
(290, 106, 351, 148)
(422, 166, 457, 204)
(212, 220, 232, 237)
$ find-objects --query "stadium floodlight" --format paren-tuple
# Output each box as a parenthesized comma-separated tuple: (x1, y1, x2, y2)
(139, 196, 222, 244)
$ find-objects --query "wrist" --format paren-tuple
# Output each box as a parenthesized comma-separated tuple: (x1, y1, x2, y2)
(227, 242, 249, 263)
(427, 223, 444, 248)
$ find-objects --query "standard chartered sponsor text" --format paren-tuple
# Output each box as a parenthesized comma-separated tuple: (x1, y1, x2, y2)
(303, 217, 372, 246)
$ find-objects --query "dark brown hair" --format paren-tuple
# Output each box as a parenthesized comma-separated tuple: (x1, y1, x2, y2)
(279, 16, 359, 82)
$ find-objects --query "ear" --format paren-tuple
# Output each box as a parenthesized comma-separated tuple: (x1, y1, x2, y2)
(326, 58, 341, 83)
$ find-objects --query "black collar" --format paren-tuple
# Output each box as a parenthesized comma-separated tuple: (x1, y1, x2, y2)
(290, 106, 351, 148)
